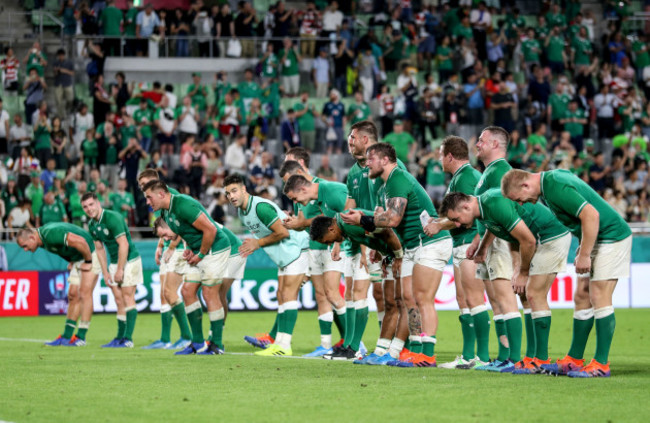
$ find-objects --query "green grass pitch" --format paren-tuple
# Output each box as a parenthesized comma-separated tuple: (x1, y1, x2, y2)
(1, 309, 649, 423)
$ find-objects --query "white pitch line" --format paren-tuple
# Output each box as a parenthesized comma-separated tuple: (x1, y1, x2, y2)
(0, 337, 49, 343)
(0, 338, 346, 361)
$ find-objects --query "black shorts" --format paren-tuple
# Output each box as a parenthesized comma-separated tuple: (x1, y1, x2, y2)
(0, 137, 7, 155)
(3, 81, 18, 91)
(157, 133, 176, 145)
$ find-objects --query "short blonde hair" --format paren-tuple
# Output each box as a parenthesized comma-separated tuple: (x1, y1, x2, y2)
(500, 169, 532, 197)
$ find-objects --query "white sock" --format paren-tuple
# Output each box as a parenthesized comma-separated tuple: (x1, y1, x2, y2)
(574, 308, 594, 320)
(461, 307, 470, 315)
(185, 301, 201, 314)
(531, 310, 552, 319)
(594, 306, 614, 319)
(160, 304, 172, 313)
(208, 308, 225, 321)
(470, 304, 488, 315)
(388, 337, 405, 359)
(374, 338, 391, 355)
(275, 332, 291, 349)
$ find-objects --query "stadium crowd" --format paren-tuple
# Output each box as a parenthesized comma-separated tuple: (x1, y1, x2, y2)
(1, 0, 650, 234)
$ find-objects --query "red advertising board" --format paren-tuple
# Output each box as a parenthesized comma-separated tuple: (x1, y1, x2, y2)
(0, 271, 40, 316)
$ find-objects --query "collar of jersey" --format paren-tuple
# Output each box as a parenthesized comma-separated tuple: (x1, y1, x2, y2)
(453, 162, 471, 177)
(539, 172, 548, 198)
(477, 195, 485, 219)
(243, 195, 254, 215)
(484, 157, 506, 170)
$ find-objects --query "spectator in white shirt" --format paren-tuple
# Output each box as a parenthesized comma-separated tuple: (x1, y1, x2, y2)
(322, 1, 343, 36)
(0, 98, 10, 156)
(8, 114, 30, 160)
(70, 103, 94, 161)
(7, 199, 33, 238)
(594, 84, 619, 140)
(177, 96, 199, 139)
(311, 48, 331, 98)
(470, 1, 491, 62)
(224, 133, 247, 175)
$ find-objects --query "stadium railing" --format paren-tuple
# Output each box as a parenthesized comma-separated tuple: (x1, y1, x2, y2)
(2, 10, 65, 48)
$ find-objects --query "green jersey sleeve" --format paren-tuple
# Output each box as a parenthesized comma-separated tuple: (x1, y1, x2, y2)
(384, 170, 410, 199)
(104, 210, 127, 239)
(544, 181, 588, 218)
(256, 202, 279, 227)
(174, 197, 204, 225)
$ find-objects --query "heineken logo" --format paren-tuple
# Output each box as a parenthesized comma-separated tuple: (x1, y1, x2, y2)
(104, 229, 109, 235)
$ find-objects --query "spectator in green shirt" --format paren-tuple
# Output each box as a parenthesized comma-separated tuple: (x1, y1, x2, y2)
(279, 37, 302, 97)
(259, 43, 279, 83)
(101, 0, 123, 56)
(293, 92, 318, 151)
(123, 0, 139, 56)
(25, 171, 44, 218)
(133, 98, 153, 152)
(38, 191, 68, 226)
(419, 148, 446, 206)
(81, 129, 99, 167)
(238, 68, 262, 114)
(571, 27, 592, 68)
(561, 100, 588, 151)
(383, 120, 416, 164)
(109, 178, 135, 222)
(33, 110, 52, 166)
(544, 27, 567, 75)
(436, 35, 454, 82)
(347, 91, 372, 126)
(188, 72, 208, 118)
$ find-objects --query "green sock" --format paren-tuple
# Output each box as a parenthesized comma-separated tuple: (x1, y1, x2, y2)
(160, 308, 172, 343)
(350, 302, 368, 352)
(409, 336, 423, 354)
(494, 316, 509, 362)
(318, 314, 333, 336)
(270, 311, 282, 339)
(283, 307, 298, 336)
(124, 307, 138, 341)
(62, 319, 77, 339)
(567, 310, 595, 360)
(186, 304, 204, 344)
(594, 309, 616, 365)
(473, 308, 491, 362)
(533, 313, 552, 361)
(524, 310, 536, 358)
(343, 304, 355, 347)
(404, 338, 411, 351)
(459, 312, 476, 361)
(505, 315, 522, 363)
(209, 309, 225, 349)
(171, 301, 192, 340)
(117, 315, 126, 339)
(76, 321, 90, 341)
(422, 336, 436, 357)
(333, 307, 346, 340)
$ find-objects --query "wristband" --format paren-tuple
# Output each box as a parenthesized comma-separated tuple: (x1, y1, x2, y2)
(198, 252, 206, 260)
(84, 259, 92, 264)
(359, 215, 376, 233)
(392, 249, 404, 259)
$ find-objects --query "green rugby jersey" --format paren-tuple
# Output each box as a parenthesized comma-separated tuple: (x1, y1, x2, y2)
(335, 209, 393, 256)
(316, 180, 348, 218)
(475, 158, 512, 236)
(540, 170, 631, 243)
(347, 159, 406, 255)
(154, 187, 184, 251)
(89, 209, 140, 263)
(446, 163, 481, 247)
(478, 189, 568, 245)
(38, 222, 95, 263)
(379, 167, 450, 249)
(293, 177, 326, 251)
(40, 200, 67, 226)
(163, 194, 230, 255)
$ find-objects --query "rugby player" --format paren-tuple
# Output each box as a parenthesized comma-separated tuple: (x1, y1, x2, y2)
(441, 189, 571, 373)
(424, 136, 490, 368)
(344, 121, 407, 365)
(82, 192, 143, 348)
(225, 174, 309, 357)
(137, 170, 191, 350)
(501, 168, 632, 377)
(279, 159, 345, 357)
(343, 143, 453, 367)
(464, 126, 523, 371)
(144, 181, 231, 355)
(282, 173, 359, 358)
(310, 212, 404, 361)
(17, 223, 100, 346)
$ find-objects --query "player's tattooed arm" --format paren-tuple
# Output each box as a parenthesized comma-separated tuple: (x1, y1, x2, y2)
(374, 197, 407, 228)
(408, 307, 422, 335)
